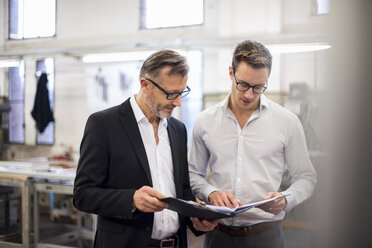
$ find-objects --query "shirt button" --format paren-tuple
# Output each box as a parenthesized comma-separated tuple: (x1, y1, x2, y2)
(145, 226, 151, 232)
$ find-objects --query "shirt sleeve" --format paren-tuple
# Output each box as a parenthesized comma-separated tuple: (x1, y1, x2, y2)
(281, 116, 317, 211)
(188, 116, 218, 203)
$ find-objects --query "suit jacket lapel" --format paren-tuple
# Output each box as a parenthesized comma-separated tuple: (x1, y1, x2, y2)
(167, 118, 182, 197)
(119, 99, 152, 185)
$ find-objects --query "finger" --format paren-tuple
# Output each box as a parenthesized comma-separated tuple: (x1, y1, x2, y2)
(210, 194, 225, 206)
(257, 202, 269, 209)
(264, 192, 275, 200)
(146, 196, 168, 209)
(273, 210, 281, 215)
(191, 218, 214, 232)
(258, 203, 272, 212)
(208, 191, 217, 203)
(220, 193, 233, 208)
(190, 217, 203, 229)
(144, 187, 167, 199)
(141, 206, 161, 212)
(142, 200, 168, 212)
(226, 192, 239, 208)
(190, 217, 197, 222)
(202, 219, 218, 229)
(153, 190, 167, 200)
(269, 207, 282, 215)
(137, 200, 162, 212)
(216, 197, 227, 207)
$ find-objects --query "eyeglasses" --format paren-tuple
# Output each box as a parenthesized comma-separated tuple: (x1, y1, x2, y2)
(145, 78, 191, 100)
(233, 73, 267, 94)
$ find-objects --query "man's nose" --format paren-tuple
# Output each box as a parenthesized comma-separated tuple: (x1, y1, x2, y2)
(172, 95, 182, 107)
(244, 87, 255, 99)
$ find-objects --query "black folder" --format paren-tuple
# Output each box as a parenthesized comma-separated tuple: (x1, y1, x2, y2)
(160, 198, 229, 220)
(160, 194, 289, 221)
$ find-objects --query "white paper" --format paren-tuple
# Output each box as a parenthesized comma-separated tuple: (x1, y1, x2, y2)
(205, 194, 290, 214)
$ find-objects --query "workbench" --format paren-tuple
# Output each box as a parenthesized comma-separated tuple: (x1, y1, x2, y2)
(0, 161, 94, 248)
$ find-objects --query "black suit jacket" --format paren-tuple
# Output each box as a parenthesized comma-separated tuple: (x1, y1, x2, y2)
(73, 98, 200, 248)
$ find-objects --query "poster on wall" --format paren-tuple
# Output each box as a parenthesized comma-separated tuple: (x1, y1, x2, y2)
(85, 61, 142, 113)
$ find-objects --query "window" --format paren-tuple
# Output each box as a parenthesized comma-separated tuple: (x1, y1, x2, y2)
(9, 0, 56, 39)
(8, 61, 25, 143)
(313, 0, 330, 15)
(36, 58, 55, 145)
(141, 0, 203, 29)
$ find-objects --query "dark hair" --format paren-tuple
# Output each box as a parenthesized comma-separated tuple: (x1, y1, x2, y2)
(140, 49, 189, 80)
(232, 40, 272, 74)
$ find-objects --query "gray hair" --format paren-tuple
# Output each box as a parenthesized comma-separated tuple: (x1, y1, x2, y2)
(140, 49, 189, 80)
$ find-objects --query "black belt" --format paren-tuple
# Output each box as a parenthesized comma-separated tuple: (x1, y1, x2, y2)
(149, 235, 178, 248)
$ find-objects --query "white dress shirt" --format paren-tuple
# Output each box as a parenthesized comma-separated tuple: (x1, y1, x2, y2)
(188, 94, 317, 226)
(130, 96, 179, 239)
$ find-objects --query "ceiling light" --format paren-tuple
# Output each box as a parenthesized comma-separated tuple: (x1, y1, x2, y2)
(82, 51, 155, 63)
(267, 43, 331, 54)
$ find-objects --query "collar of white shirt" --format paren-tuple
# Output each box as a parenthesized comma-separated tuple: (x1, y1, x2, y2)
(130, 94, 168, 128)
(221, 93, 270, 115)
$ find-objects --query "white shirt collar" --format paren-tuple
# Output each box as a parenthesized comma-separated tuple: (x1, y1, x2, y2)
(129, 94, 168, 128)
(221, 93, 269, 114)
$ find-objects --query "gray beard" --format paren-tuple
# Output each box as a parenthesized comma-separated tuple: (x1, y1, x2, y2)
(144, 96, 170, 119)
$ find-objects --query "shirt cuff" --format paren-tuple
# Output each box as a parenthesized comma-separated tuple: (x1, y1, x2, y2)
(203, 185, 219, 204)
(280, 190, 295, 211)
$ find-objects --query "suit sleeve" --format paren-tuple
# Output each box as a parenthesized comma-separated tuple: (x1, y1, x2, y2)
(73, 113, 136, 219)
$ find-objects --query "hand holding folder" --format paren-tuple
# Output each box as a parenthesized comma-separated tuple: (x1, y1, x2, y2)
(160, 194, 290, 221)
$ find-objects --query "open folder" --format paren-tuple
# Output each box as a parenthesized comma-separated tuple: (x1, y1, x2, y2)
(160, 194, 290, 221)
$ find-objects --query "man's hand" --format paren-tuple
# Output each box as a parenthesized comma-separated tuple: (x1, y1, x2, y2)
(257, 192, 287, 215)
(132, 186, 169, 212)
(208, 191, 242, 208)
(190, 217, 219, 232)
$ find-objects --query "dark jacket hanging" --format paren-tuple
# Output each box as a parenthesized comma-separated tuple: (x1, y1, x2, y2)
(31, 73, 54, 133)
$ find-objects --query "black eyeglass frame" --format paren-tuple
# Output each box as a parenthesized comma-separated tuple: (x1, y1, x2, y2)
(145, 78, 191, 100)
(232, 73, 267, 94)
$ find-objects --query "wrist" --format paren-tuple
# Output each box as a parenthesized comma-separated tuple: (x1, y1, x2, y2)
(208, 191, 217, 203)
(280, 193, 288, 209)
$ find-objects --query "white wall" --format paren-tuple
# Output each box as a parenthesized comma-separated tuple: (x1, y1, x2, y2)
(57, 0, 139, 39)
(282, 0, 328, 33)
(0, 0, 329, 156)
(218, 0, 281, 37)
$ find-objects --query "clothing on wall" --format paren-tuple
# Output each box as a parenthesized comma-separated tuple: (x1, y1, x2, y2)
(31, 73, 54, 133)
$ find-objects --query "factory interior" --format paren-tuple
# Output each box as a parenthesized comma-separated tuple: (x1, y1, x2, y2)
(0, 0, 371, 247)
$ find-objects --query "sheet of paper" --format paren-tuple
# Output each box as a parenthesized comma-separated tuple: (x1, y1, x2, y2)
(205, 193, 290, 214)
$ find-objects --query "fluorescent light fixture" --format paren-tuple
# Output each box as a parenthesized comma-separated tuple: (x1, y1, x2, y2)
(82, 51, 155, 63)
(267, 43, 331, 54)
(0, 60, 20, 68)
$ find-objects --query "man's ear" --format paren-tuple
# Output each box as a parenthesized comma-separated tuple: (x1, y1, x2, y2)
(228, 66, 234, 81)
(140, 78, 149, 89)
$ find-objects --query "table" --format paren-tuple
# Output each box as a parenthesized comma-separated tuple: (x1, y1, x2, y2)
(0, 161, 94, 248)
(0, 173, 31, 248)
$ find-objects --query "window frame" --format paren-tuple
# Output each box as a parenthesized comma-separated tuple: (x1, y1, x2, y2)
(140, 0, 204, 30)
(312, 0, 330, 15)
(8, 0, 57, 40)
(8, 60, 25, 144)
